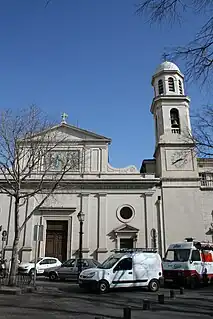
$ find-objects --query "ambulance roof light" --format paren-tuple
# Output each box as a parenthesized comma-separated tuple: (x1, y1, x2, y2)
(185, 237, 195, 242)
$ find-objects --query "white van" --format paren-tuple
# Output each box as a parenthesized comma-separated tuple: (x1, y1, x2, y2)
(163, 238, 213, 288)
(79, 248, 163, 293)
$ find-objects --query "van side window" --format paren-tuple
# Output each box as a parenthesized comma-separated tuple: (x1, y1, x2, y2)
(191, 250, 201, 261)
(115, 258, 132, 271)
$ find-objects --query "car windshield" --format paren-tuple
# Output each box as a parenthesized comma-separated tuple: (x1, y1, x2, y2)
(92, 259, 100, 266)
(29, 258, 43, 263)
(62, 259, 75, 267)
(164, 249, 190, 262)
(98, 256, 120, 269)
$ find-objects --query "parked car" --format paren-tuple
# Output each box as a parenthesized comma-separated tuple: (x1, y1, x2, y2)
(43, 258, 100, 281)
(79, 248, 164, 293)
(18, 257, 61, 276)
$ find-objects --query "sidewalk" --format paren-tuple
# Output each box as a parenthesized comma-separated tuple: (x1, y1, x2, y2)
(0, 289, 211, 319)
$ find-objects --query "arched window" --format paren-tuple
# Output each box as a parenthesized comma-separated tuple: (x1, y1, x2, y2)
(179, 80, 183, 94)
(170, 108, 180, 133)
(168, 77, 175, 92)
(158, 79, 164, 95)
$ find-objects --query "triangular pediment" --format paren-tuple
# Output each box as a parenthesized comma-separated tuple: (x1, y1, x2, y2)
(113, 224, 139, 233)
(26, 123, 111, 144)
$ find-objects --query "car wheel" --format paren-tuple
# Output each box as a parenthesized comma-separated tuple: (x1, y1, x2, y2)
(49, 272, 58, 281)
(148, 279, 160, 292)
(98, 280, 109, 294)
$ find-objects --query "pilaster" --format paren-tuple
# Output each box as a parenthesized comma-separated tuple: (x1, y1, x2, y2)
(80, 193, 90, 255)
(97, 193, 108, 254)
(155, 195, 165, 256)
(141, 192, 155, 249)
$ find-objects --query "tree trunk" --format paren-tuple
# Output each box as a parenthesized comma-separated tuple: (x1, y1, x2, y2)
(8, 198, 20, 286)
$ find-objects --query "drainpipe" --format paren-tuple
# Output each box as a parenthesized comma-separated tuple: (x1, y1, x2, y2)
(160, 186, 166, 255)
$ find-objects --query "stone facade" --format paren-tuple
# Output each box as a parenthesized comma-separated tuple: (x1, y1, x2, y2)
(1, 61, 213, 263)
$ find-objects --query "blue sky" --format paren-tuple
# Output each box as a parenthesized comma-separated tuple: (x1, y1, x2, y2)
(0, 0, 209, 169)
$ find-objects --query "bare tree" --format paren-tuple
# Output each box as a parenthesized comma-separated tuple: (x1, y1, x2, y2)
(136, 0, 213, 84)
(0, 105, 82, 286)
(191, 105, 213, 157)
(45, 0, 52, 8)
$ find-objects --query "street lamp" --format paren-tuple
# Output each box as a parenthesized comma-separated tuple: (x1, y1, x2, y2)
(77, 211, 85, 277)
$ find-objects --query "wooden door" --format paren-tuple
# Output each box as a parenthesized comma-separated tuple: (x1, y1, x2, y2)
(45, 221, 68, 262)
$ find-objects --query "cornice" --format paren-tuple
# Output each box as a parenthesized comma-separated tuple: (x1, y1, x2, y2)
(0, 180, 160, 191)
(153, 142, 195, 158)
(161, 177, 200, 182)
(150, 95, 190, 114)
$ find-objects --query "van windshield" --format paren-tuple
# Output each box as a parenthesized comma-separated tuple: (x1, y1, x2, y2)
(98, 256, 120, 269)
(164, 249, 190, 262)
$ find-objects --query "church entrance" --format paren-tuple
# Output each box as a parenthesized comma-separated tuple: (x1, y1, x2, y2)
(45, 220, 68, 262)
(120, 238, 133, 249)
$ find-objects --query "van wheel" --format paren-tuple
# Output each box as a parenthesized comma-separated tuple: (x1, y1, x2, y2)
(98, 280, 109, 294)
(148, 279, 160, 292)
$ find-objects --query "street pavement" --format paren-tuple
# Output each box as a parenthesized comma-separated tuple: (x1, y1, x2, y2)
(0, 278, 213, 318)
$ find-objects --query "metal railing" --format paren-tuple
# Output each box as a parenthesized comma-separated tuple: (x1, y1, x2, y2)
(200, 179, 213, 187)
(0, 273, 33, 287)
(111, 248, 157, 253)
(171, 128, 180, 134)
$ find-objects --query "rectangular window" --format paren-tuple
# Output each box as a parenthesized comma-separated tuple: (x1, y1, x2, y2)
(199, 173, 213, 187)
(191, 250, 201, 262)
(164, 249, 190, 262)
(115, 258, 132, 271)
(120, 238, 133, 249)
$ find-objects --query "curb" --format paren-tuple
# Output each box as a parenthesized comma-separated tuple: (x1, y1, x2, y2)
(0, 286, 22, 295)
(0, 282, 78, 295)
(0, 285, 37, 295)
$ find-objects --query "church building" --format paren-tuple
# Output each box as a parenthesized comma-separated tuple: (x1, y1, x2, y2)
(1, 61, 213, 263)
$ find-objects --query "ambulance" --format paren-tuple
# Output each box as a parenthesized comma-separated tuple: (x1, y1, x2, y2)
(163, 238, 213, 288)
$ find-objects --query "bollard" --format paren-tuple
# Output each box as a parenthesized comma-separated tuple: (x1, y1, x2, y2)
(123, 307, 131, 319)
(170, 289, 175, 299)
(143, 299, 151, 310)
(180, 287, 184, 295)
(158, 293, 165, 304)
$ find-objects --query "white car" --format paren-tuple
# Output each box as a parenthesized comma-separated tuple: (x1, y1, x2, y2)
(18, 257, 61, 276)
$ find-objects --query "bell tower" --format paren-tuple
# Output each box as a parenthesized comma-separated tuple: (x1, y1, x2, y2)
(150, 61, 198, 178)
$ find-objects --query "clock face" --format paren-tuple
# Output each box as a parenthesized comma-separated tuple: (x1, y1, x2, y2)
(166, 149, 193, 171)
(171, 151, 187, 168)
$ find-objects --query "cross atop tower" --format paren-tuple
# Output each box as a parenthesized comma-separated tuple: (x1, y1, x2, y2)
(61, 112, 68, 124)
